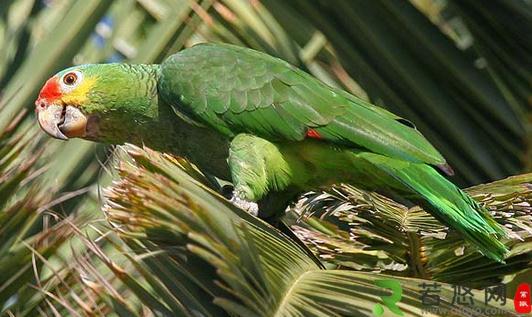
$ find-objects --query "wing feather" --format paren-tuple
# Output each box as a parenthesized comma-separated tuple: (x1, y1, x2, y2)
(159, 43, 446, 165)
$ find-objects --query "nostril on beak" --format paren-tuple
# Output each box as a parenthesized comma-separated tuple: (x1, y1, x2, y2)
(35, 100, 46, 111)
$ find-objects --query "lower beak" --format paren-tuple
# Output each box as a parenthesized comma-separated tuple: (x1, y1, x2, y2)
(37, 104, 87, 140)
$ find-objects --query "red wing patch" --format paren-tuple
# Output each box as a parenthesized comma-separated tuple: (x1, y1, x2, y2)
(306, 129, 322, 139)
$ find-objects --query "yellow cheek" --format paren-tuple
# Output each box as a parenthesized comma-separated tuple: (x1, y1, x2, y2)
(61, 78, 96, 106)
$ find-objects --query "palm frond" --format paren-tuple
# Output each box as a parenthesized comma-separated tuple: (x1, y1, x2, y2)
(292, 174, 531, 287)
(40, 144, 516, 317)
(0, 105, 78, 315)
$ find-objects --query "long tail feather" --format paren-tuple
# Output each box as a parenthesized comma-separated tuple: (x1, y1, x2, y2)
(354, 152, 508, 262)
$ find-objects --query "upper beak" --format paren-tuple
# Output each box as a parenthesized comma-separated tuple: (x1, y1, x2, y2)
(36, 102, 87, 140)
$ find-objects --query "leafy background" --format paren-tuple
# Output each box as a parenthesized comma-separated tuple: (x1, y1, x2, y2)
(0, 0, 530, 316)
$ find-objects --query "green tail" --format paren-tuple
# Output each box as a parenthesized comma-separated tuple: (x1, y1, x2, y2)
(354, 152, 508, 262)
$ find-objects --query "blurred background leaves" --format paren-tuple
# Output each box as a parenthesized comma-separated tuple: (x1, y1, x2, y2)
(0, 0, 530, 316)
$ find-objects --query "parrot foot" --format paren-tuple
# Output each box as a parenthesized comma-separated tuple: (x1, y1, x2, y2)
(230, 192, 259, 217)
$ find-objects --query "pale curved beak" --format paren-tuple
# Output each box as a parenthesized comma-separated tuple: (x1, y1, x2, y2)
(36, 103, 87, 140)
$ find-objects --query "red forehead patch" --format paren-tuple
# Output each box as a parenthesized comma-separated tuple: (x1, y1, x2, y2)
(39, 77, 61, 100)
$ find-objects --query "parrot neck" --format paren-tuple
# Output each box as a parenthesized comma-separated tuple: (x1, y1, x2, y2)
(84, 64, 231, 179)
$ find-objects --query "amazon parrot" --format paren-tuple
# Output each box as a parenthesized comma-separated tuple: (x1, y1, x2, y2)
(35, 43, 508, 262)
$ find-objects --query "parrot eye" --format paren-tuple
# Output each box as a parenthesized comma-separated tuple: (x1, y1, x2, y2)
(63, 73, 77, 85)
(60, 70, 83, 90)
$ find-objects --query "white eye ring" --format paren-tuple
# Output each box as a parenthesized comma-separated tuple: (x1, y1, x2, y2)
(60, 70, 83, 91)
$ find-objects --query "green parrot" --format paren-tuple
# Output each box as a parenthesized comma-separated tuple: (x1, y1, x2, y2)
(35, 43, 507, 261)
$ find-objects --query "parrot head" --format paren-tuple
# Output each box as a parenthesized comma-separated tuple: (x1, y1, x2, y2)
(35, 64, 160, 143)
(35, 65, 96, 140)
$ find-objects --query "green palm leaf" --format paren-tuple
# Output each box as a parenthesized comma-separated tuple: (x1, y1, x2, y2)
(56, 144, 515, 317)
(293, 174, 531, 287)
(0, 106, 78, 315)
